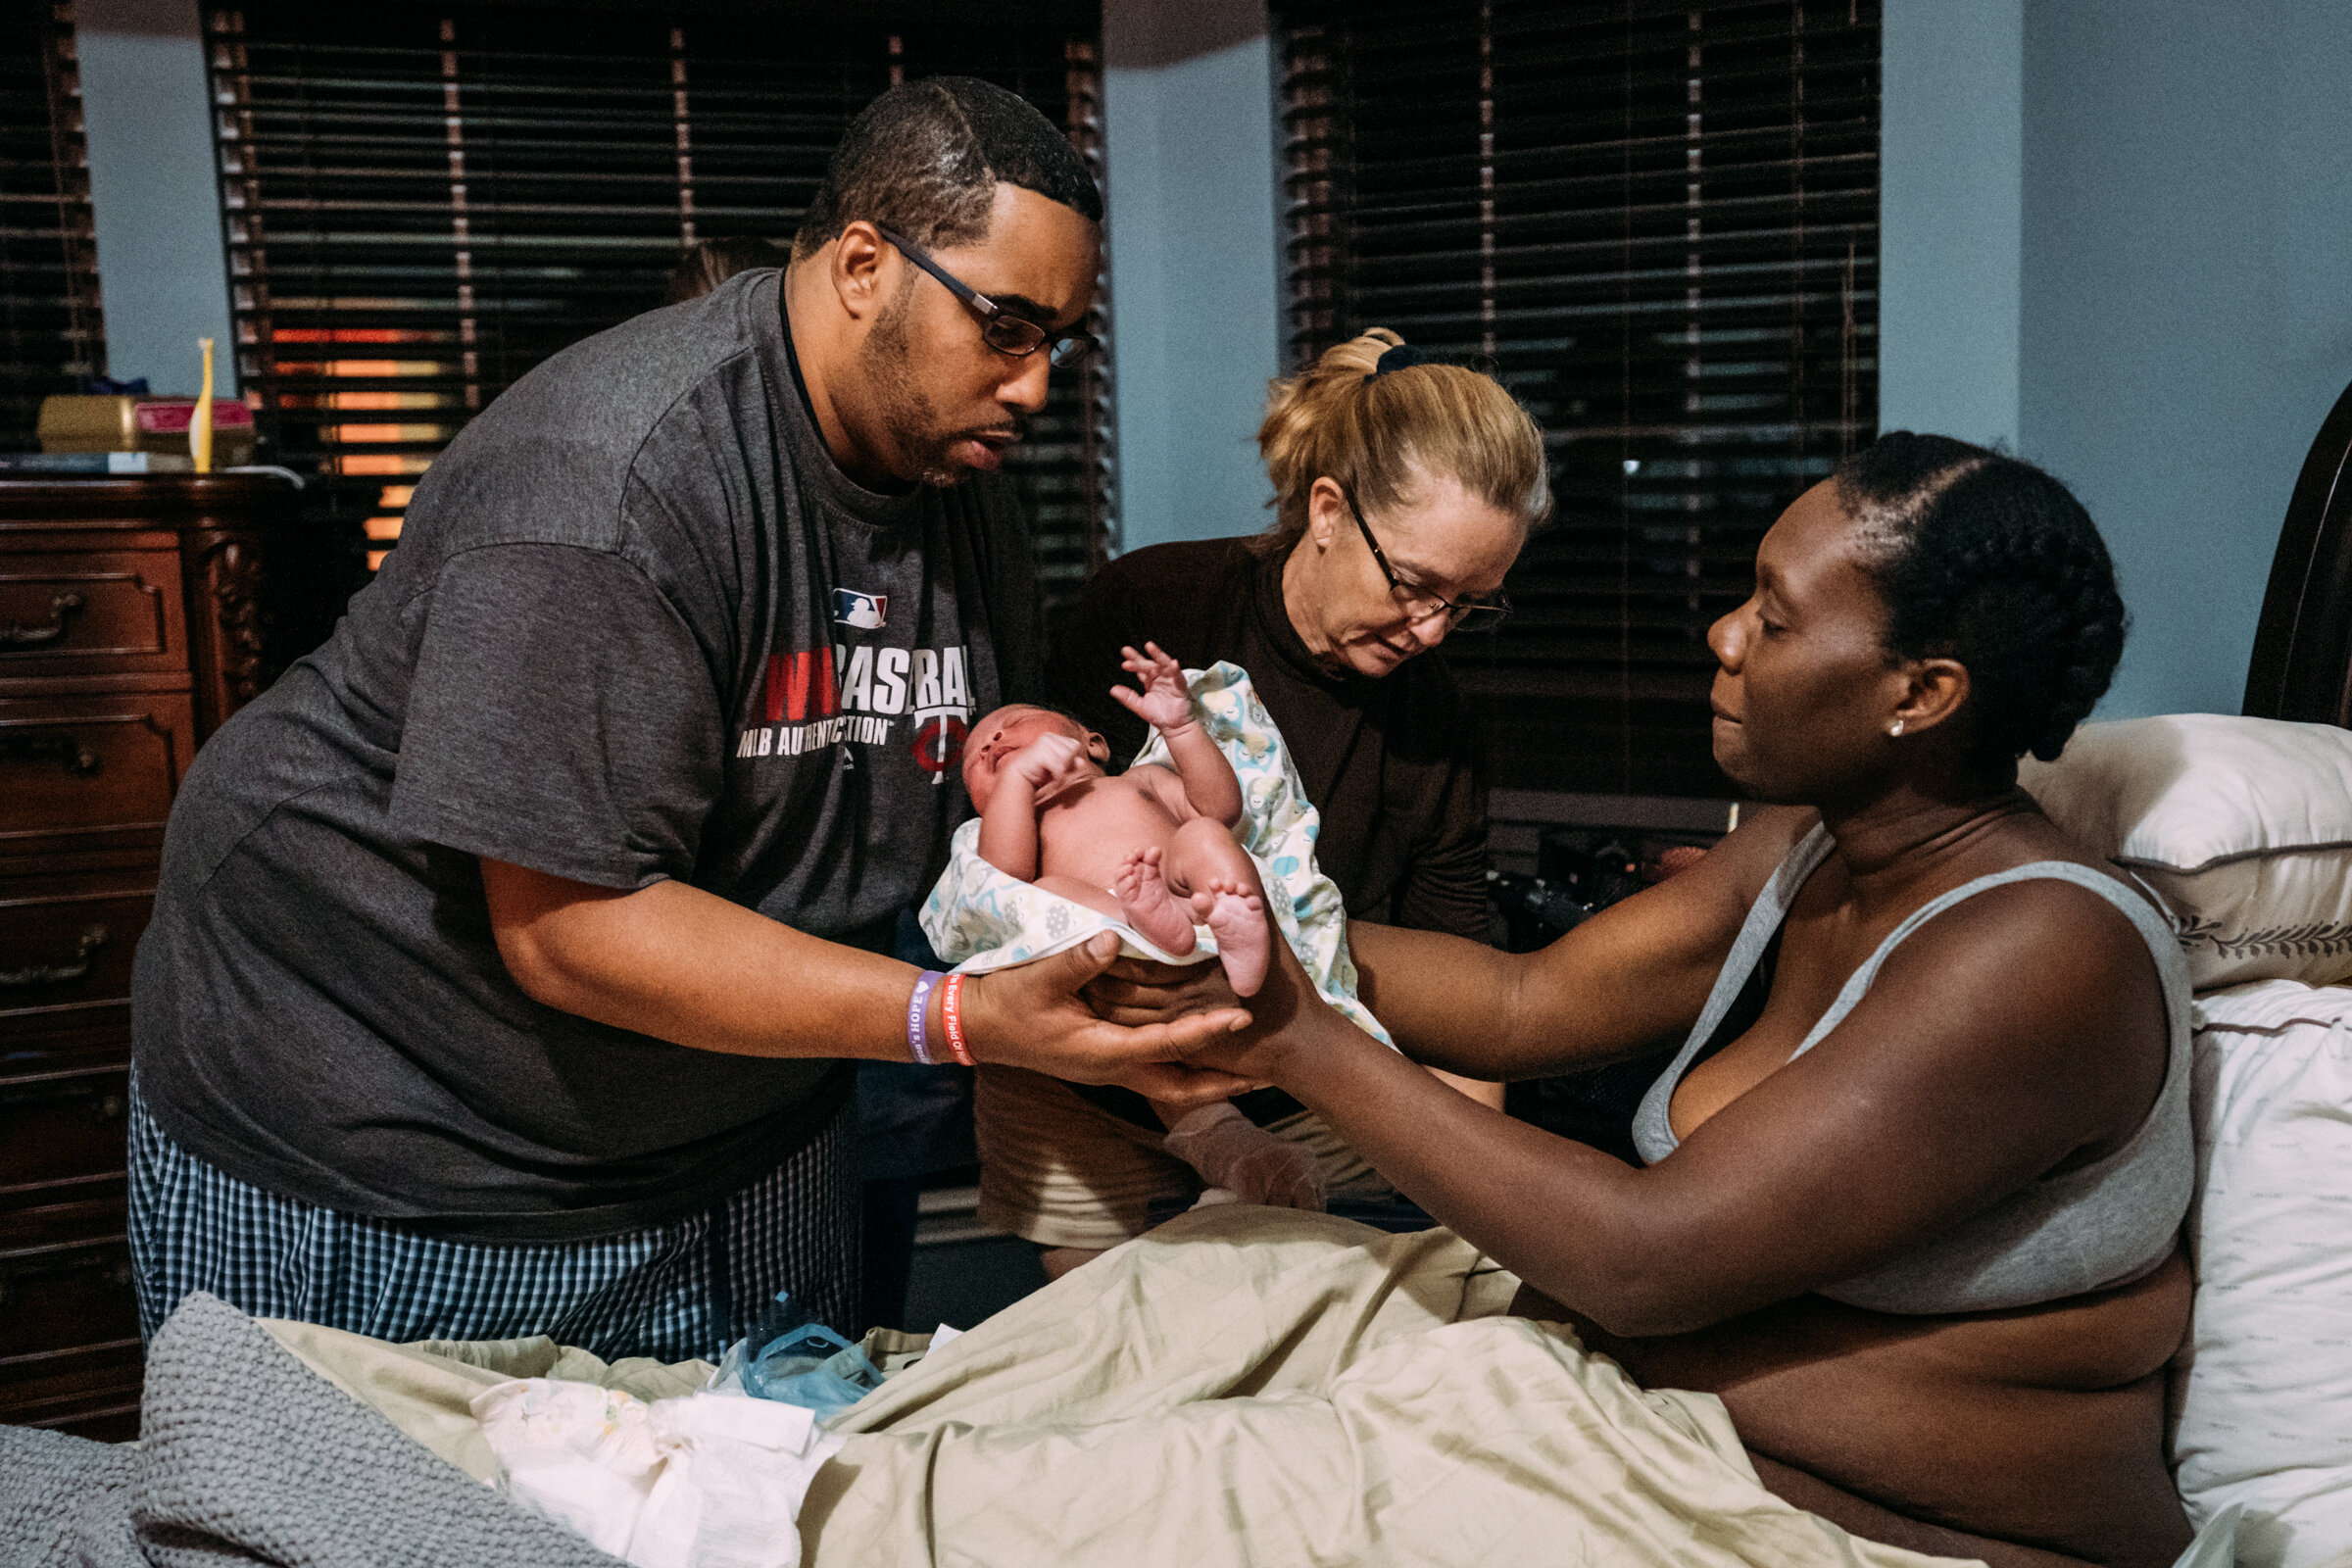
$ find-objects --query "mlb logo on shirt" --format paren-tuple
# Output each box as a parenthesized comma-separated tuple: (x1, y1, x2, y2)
(832, 588, 887, 630)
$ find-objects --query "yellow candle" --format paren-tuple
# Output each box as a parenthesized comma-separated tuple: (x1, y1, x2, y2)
(191, 338, 215, 474)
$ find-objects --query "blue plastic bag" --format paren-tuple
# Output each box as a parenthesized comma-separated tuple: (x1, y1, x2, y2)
(710, 1291, 884, 1422)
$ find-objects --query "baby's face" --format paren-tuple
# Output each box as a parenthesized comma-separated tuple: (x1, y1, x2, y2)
(962, 706, 1109, 810)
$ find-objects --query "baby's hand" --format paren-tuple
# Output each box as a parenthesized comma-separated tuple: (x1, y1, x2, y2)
(1110, 641, 1194, 733)
(1009, 732, 1091, 799)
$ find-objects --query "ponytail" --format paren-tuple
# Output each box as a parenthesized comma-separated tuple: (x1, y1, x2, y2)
(1252, 329, 1549, 557)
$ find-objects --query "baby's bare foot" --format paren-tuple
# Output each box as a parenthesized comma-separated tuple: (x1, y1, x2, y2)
(1115, 846, 1197, 956)
(1197, 878, 1269, 997)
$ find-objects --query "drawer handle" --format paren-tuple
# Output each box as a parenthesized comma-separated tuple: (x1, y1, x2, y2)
(3, 590, 86, 648)
(0, 730, 102, 775)
(0, 924, 108, 987)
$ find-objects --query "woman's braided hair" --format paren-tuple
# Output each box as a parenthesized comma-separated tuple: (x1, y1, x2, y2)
(1838, 432, 2128, 764)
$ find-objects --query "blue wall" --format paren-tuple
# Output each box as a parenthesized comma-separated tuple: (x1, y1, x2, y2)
(2018, 0, 2352, 718)
(1882, 0, 2352, 719)
(1878, 0, 2022, 449)
(1102, 0, 1282, 555)
(76, 0, 237, 397)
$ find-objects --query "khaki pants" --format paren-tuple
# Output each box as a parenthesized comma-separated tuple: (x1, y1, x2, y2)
(972, 1063, 1395, 1250)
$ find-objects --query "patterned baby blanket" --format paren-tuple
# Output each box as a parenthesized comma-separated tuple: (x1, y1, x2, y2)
(919, 662, 1392, 1046)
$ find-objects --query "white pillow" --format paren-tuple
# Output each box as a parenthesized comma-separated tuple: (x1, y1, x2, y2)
(2175, 979, 2352, 1568)
(2020, 715, 2352, 989)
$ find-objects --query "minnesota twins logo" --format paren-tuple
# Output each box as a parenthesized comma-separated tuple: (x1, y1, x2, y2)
(910, 712, 968, 780)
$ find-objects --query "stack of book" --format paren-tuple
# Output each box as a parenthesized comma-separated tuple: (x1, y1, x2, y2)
(2, 394, 258, 473)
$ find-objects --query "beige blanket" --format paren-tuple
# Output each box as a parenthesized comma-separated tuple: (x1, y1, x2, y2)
(270, 1208, 1976, 1567)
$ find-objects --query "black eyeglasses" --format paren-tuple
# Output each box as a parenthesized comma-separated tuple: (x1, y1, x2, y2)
(1344, 488, 1511, 632)
(874, 225, 1091, 368)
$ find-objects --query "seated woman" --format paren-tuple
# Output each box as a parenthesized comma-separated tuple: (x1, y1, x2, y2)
(1101, 432, 2190, 1567)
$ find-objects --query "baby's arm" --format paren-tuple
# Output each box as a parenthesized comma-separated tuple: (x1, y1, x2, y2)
(1109, 642, 1243, 827)
(975, 733, 1088, 880)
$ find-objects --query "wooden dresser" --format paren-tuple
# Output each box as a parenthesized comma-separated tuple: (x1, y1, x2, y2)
(0, 474, 302, 1440)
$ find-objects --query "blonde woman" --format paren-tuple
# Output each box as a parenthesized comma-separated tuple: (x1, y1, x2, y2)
(975, 329, 1552, 1276)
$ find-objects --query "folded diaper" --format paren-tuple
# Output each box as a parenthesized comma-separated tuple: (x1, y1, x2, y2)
(472, 1378, 841, 1568)
(919, 661, 1393, 1047)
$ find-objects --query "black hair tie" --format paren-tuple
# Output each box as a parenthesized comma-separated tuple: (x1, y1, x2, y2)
(1368, 342, 1438, 378)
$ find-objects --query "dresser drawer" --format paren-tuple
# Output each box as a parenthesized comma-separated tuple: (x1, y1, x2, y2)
(0, 1231, 138, 1361)
(0, 541, 188, 680)
(0, 691, 196, 857)
(0, 875, 153, 1030)
(0, 1007, 128, 1081)
(0, 1341, 142, 1440)
(0, 1189, 142, 1439)
(0, 1066, 130, 1192)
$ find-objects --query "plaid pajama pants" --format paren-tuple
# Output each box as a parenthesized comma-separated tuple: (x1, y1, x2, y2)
(125, 1078, 858, 1362)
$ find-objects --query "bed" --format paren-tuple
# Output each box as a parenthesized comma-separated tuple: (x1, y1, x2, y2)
(2199, 372, 2352, 1567)
(2110, 370, 2352, 1568)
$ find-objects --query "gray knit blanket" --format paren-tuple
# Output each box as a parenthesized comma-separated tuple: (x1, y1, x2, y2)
(0, 1292, 622, 1568)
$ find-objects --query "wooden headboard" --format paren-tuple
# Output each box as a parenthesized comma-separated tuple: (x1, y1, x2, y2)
(2244, 376, 2352, 728)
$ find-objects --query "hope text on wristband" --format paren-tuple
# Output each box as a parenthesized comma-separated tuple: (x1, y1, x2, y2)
(906, 969, 945, 1064)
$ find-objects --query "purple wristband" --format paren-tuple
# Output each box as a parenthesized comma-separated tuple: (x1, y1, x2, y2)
(906, 969, 946, 1064)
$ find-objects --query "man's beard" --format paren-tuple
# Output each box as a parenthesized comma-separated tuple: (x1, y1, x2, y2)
(860, 295, 1021, 488)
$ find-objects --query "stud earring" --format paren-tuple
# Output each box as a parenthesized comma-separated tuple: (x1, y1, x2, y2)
(1888, 719, 1905, 737)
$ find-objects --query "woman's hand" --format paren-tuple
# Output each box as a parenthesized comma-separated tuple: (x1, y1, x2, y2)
(1078, 923, 1366, 1094)
(1168, 917, 1355, 1089)
(963, 933, 1257, 1105)
(1084, 956, 1274, 1092)
(1160, 1103, 1327, 1210)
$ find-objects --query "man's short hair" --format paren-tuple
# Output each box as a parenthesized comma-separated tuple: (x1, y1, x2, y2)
(792, 76, 1102, 262)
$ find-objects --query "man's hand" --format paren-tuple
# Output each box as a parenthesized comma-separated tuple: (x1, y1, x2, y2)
(1109, 641, 1195, 734)
(1083, 954, 1243, 1028)
(1008, 732, 1092, 801)
(963, 932, 1258, 1105)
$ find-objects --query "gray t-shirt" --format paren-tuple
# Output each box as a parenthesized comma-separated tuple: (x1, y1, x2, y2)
(131, 269, 1042, 1240)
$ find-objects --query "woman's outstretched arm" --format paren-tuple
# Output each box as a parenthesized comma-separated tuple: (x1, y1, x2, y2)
(1193, 875, 2167, 1338)
(1082, 806, 1807, 1080)
(1344, 806, 1809, 1081)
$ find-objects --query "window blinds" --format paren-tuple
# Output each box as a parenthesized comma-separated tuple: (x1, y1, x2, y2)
(1279, 0, 1879, 797)
(204, 0, 1111, 614)
(0, 0, 103, 448)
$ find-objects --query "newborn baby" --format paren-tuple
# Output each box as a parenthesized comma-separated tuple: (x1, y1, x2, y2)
(961, 642, 1271, 996)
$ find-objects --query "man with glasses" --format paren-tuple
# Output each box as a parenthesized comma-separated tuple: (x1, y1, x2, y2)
(129, 76, 1250, 1359)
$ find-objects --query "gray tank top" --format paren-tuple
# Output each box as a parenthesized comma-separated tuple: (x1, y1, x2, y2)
(1630, 824, 2193, 1315)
